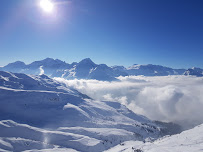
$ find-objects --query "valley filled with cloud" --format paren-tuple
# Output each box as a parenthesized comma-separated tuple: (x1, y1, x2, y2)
(55, 75, 203, 129)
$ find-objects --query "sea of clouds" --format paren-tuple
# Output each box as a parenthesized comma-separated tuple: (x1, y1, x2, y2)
(55, 76, 203, 129)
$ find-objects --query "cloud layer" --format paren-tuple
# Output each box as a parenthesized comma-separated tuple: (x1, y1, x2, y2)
(55, 76, 203, 129)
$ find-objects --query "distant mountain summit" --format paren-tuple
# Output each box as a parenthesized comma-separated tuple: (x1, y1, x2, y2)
(1, 58, 202, 80)
(184, 67, 203, 77)
(3, 61, 26, 73)
(127, 64, 185, 76)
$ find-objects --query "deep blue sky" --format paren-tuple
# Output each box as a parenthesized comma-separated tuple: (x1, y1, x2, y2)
(0, 0, 202, 68)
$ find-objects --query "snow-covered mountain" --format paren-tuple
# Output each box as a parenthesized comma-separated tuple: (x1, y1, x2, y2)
(1, 58, 126, 81)
(0, 71, 181, 151)
(50, 58, 128, 81)
(1, 58, 70, 76)
(105, 123, 203, 152)
(184, 67, 203, 77)
(127, 64, 185, 76)
(1, 58, 202, 81)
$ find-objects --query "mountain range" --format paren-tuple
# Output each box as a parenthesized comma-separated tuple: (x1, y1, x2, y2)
(1, 58, 202, 81)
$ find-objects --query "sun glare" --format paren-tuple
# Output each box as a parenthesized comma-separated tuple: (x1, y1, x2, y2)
(39, 0, 54, 13)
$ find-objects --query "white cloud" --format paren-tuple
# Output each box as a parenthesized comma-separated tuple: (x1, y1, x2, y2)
(54, 76, 203, 129)
(39, 66, 44, 75)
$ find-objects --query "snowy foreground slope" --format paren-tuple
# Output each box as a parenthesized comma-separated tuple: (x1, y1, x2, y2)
(105, 124, 203, 152)
(0, 71, 180, 152)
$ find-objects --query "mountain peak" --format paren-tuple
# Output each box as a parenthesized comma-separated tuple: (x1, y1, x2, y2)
(44, 57, 54, 60)
(4, 61, 26, 69)
(191, 67, 202, 70)
(79, 58, 95, 65)
(29, 58, 66, 66)
(41, 57, 55, 62)
(81, 58, 92, 62)
(6, 61, 25, 66)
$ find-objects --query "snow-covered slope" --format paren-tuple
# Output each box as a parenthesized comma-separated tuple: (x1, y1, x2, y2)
(0, 71, 171, 151)
(105, 123, 203, 152)
(0, 120, 103, 152)
(2, 58, 201, 81)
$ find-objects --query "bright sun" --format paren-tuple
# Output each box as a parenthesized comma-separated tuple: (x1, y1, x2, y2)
(39, 0, 54, 13)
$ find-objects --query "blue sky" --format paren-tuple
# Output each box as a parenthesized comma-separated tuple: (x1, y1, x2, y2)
(0, 0, 202, 68)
